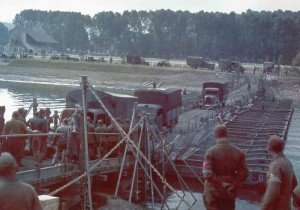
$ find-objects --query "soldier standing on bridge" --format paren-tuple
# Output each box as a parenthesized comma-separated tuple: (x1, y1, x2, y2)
(260, 135, 297, 210)
(31, 109, 49, 164)
(95, 119, 107, 158)
(51, 118, 69, 165)
(0, 152, 42, 210)
(0, 106, 5, 134)
(202, 124, 248, 210)
(2, 111, 37, 166)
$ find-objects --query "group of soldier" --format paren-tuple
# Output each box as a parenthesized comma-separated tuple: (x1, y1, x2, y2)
(0, 105, 131, 167)
(203, 124, 300, 210)
(0, 107, 55, 166)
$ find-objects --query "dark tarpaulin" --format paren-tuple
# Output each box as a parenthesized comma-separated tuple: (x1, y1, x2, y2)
(66, 89, 137, 122)
(134, 88, 182, 112)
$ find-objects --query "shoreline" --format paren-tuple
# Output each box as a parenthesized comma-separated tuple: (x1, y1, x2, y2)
(0, 60, 299, 100)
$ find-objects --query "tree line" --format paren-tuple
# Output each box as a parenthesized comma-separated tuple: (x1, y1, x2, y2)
(3, 9, 300, 64)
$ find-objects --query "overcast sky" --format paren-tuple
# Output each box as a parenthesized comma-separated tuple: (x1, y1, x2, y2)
(1, 0, 299, 23)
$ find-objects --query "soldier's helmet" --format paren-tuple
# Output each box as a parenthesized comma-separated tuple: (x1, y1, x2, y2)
(0, 152, 18, 176)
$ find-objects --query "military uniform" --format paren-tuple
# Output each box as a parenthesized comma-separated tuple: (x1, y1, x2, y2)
(0, 152, 42, 210)
(52, 122, 68, 165)
(67, 113, 80, 161)
(261, 154, 297, 210)
(2, 119, 28, 165)
(0, 177, 42, 210)
(202, 137, 248, 210)
(293, 185, 300, 210)
(95, 123, 107, 157)
(31, 114, 48, 162)
(0, 106, 5, 134)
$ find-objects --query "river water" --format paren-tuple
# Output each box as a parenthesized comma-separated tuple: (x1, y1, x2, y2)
(0, 80, 299, 210)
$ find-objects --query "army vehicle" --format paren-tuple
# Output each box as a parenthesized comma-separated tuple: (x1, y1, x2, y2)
(186, 56, 215, 70)
(126, 55, 149, 66)
(219, 60, 244, 73)
(134, 88, 182, 130)
(263, 62, 275, 72)
(263, 62, 279, 75)
(201, 81, 229, 108)
(157, 60, 171, 67)
(66, 89, 138, 126)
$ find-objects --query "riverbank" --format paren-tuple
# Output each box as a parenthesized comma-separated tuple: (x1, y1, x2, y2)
(7, 58, 216, 91)
(1, 59, 299, 100)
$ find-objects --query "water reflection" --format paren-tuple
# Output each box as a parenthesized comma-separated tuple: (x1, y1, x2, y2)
(0, 80, 73, 120)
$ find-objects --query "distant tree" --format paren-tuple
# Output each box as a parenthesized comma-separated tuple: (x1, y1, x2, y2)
(13, 9, 300, 63)
(0, 23, 9, 45)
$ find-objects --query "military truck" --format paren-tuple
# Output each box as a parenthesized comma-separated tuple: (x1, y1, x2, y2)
(186, 56, 215, 70)
(134, 88, 182, 130)
(66, 89, 138, 126)
(219, 60, 244, 73)
(157, 60, 171, 67)
(263, 62, 279, 75)
(126, 55, 149, 66)
(201, 81, 229, 108)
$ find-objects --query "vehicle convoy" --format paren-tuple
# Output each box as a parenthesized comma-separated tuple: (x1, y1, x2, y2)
(201, 81, 229, 108)
(219, 60, 244, 73)
(134, 88, 182, 130)
(186, 56, 215, 70)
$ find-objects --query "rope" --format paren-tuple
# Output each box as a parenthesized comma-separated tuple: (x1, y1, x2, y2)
(86, 82, 192, 209)
(48, 118, 143, 196)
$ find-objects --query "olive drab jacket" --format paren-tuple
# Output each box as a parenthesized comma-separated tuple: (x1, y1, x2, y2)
(0, 176, 42, 210)
(203, 137, 249, 202)
(261, 154, 297, 210)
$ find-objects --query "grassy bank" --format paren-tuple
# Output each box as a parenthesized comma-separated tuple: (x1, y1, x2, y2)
(9, 58, 194, 75)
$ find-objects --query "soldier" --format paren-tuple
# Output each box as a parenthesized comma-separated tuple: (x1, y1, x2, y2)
(0, 152, 42, 210)
(52, 118, 69, 165)
(202, 124, 248, 210)
(87, 117, 97, 159)
(67, 111, 80, 162)
(17, 107, 27, 123)
(31, 109, 48, 163)
(95, 120, 107, 157)
(2, 111, 36, 166)
(261, 135, 297, 210)
(45, 108, 53, 131)
(0, 106, 5, 134)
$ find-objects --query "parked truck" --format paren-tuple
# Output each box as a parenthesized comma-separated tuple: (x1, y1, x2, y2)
(186, 56, 215, 70)
(263, 62, 279, 75)
(219, 60, 244, 73)
(126, 54, 149, 66)
(201, 81, 229, 108)
(134, 88, 182, 130)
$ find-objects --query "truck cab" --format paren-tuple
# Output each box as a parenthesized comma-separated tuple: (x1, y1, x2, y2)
(202, 81, 229, 108)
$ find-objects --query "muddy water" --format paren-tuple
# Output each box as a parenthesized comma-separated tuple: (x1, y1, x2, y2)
(1, 80, 299, 210)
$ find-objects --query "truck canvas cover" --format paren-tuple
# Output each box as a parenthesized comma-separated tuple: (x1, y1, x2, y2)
(66, 89, 137, 122)
(203, 81, 229, 93)
(134, 88, 182, 112)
